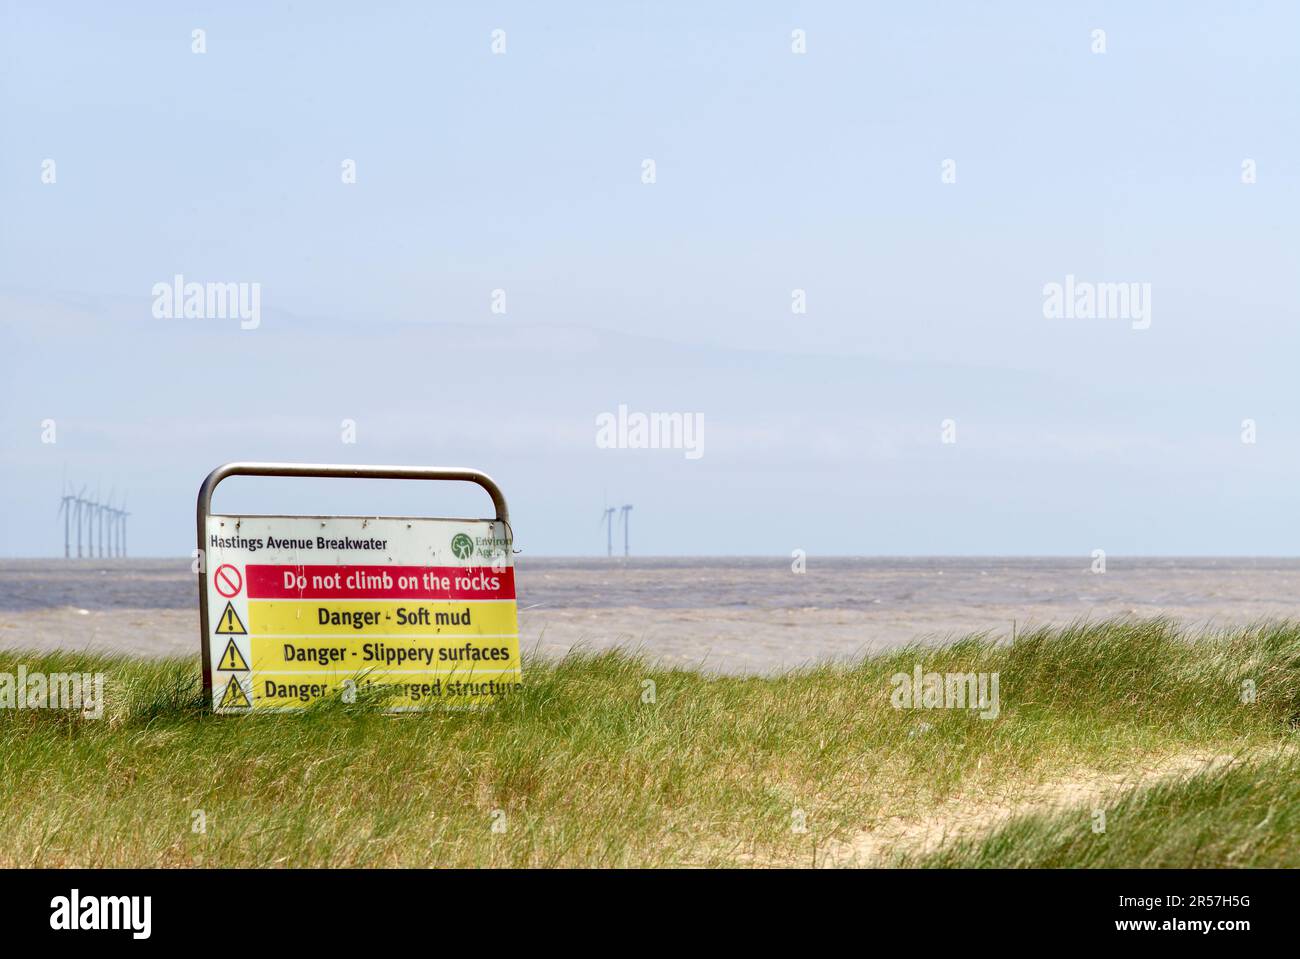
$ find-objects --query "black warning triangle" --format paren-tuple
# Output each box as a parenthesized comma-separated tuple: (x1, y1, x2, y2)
(217, 638, 250, 672)
(219, 676, 251, 709)
(215, 601, 247, 635)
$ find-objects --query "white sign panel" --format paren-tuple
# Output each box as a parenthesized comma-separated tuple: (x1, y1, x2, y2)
(202, 515, 519, 712)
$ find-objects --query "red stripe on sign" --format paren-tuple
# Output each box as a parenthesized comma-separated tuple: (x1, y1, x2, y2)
(245, 565, 516, 600)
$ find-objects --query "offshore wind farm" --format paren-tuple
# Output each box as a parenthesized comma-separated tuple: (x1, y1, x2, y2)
(56, 486, 129, 559)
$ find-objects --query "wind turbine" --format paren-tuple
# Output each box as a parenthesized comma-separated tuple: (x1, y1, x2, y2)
(601, 506, 615, 558)
(103, 493, 115, 557)
(86, 489, 95, 557)
(86, 489, 99, 558)
(73, 486, 88, 558)
(619, 505, 633, 557)
(120, 499, 130, 557)
(57, 486, 75, 558)
(98, 488, 112, 558)
(89, 488, 100, 558)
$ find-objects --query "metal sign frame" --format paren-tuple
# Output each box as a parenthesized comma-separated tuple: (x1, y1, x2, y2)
(196, 462, 511, 706)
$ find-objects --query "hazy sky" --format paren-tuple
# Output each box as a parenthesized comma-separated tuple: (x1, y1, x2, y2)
(2, 2, 1298, 556)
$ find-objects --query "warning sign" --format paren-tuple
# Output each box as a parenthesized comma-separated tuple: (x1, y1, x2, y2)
(214, 601, 247, 635)
(219, 676, 252, 709)
(202, 514, 519, 713)
(217, 639, 250, 672)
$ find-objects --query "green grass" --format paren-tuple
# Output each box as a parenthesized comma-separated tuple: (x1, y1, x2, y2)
(0, 619, 1296, 867)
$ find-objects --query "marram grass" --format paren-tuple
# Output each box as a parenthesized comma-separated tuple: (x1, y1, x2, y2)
(0, 619, 1296, 867)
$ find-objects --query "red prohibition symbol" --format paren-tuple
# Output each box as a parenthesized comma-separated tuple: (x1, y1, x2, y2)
(214, 564, 243, 598)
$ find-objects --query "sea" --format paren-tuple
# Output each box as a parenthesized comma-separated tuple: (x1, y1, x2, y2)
(3, 557, 1299, 674)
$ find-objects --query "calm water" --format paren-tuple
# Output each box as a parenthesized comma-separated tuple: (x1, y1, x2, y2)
(4, 556, 1300, 613)
(6, 557, 1300, 672)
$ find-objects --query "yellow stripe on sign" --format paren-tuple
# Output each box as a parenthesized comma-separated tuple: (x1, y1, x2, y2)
(249, 636, 522, 673)
(254, 672, 522, 710)
(248, 600, 519, 636)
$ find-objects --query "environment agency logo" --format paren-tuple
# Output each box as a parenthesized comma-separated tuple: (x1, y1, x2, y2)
(451, 533, 474, 560)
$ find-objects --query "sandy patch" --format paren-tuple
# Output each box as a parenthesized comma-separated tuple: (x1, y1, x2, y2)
(819, 751, 1241, 867)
